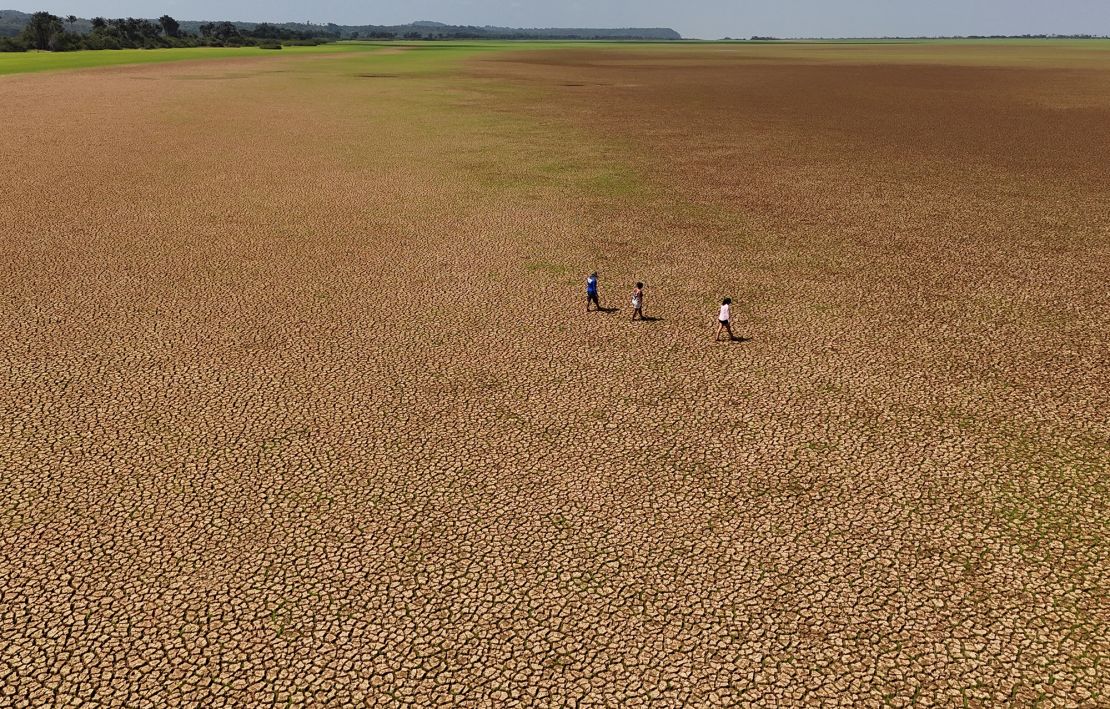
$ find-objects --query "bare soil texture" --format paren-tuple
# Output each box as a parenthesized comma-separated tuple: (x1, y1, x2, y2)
(1, 42, 1107, 706)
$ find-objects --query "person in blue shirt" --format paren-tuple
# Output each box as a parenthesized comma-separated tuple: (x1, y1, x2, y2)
(586, 272, 600, 312)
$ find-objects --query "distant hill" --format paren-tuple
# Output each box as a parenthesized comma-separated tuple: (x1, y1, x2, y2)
(0, 10, 681, 40)
(174, 20, 682, 41)
(1, 10, 33, 36)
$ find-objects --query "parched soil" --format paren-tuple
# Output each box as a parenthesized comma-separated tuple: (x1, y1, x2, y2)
(1, 44, 1108, 706)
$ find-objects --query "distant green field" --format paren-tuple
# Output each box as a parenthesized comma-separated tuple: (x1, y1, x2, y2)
(3, 38, 1108, 77)
(0, 40, 627, 76)
(0, 43, 388, 76)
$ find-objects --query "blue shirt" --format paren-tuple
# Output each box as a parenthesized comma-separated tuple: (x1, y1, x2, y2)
(586, 276, 598, 294)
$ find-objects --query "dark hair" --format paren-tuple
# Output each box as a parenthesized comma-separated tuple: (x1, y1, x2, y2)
(722, 297, 731, 305)
(636, 282, 643, 288)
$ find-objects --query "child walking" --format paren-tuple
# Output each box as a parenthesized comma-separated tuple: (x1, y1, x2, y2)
(715, 297, 736, 341)
(631, 282, 644, 321)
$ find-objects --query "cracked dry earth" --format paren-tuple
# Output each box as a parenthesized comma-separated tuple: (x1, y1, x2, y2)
(1, 42, 1108, 706)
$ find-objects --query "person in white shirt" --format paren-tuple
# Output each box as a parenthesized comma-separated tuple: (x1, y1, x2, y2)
(715, 297, 736, 341)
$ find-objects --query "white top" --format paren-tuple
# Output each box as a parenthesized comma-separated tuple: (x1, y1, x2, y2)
(719, 304, 730, 321)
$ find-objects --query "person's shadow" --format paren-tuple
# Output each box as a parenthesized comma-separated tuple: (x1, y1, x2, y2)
(597, 306, 620, 314)
(636, 315, 663, 322)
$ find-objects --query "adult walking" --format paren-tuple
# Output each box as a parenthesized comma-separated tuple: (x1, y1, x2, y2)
(715, 297, 736, 341)
(586, 272, 600, 312)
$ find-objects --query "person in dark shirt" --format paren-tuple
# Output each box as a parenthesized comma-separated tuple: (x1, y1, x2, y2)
(586, 272, 600, 312)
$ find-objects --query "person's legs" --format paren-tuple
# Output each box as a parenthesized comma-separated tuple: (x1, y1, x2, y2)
(715, 321, 723, 341)
(725, 322, 736, 341)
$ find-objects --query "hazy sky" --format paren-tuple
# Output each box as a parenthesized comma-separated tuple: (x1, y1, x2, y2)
(13, 1, 1110, 39)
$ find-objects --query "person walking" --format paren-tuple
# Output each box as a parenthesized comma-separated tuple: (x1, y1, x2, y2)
(631, 282, 644, 321)
(586, 272, 600, 312)
(715, 297, 736, 341)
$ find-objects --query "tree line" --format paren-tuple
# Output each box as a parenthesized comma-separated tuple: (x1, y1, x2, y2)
(0, 11, 683, 49)
(0, 11, 337, 52)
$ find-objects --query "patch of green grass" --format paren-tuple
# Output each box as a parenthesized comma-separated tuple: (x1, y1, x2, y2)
(524, 260, 569, 275)
(582, 166, 644, 197)
(0, 43, 388, 76)
(535, 160, 645, 196)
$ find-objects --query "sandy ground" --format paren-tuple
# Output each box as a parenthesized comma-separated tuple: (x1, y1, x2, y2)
(1, 44, 1107, 706)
